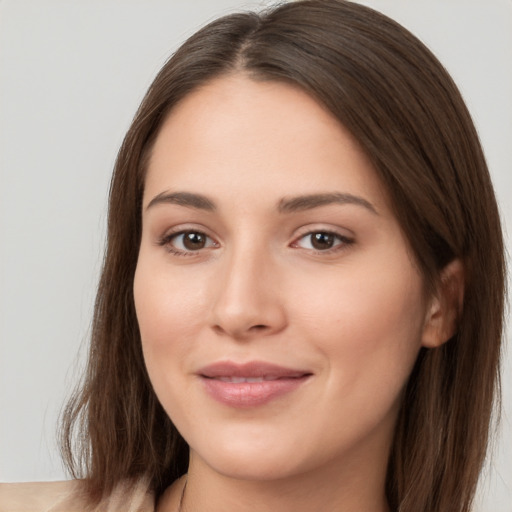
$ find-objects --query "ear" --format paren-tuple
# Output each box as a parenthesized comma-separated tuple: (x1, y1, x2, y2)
(421, 259, 465, 348)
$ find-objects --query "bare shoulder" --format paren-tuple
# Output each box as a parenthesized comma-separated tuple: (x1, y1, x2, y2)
(0, 480, 85, 512)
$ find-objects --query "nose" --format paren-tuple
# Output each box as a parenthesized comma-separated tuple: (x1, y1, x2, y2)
(209, 245, 287, 340)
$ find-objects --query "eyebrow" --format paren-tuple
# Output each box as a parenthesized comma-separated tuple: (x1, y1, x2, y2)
(146, 191, 216, 211)
(145, 190, 377, 215)
(278, 192, 378, 215)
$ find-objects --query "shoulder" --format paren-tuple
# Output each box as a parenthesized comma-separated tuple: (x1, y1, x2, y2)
(0, 481, 83, 511)
(0, 478, 155, 512)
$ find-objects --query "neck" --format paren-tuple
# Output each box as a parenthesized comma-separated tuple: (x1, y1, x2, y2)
(158, 456, 390, 512)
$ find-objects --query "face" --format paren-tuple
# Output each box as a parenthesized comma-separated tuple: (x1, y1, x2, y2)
(134, 75, 432, 483)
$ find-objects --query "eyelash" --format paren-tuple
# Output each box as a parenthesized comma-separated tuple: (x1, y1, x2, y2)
(291, 230, 354, 254)
(157, 230, 218, 257)
(157, 229, 354, 257)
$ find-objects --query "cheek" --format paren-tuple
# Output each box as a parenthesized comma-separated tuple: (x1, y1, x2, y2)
(133, 259, 211, 426)
(293, 255, 426, 393)
(133, 259, 208, 368)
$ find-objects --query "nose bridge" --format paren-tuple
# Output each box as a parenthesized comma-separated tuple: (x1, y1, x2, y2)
(210, 235, 286, 338)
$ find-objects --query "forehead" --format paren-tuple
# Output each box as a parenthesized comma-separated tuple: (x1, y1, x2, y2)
(144, 74, 389, 212)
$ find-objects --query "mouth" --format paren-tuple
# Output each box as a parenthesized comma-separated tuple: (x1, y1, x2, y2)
(213, 376, 302, 383)
(197, 361, 313, 407)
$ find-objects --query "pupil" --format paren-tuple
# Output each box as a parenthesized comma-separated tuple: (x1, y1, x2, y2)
(311, 232, 334, 250)
(184, 232, 205, 250)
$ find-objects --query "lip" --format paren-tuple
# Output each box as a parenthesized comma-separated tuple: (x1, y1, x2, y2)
(197, 361, 312, 408)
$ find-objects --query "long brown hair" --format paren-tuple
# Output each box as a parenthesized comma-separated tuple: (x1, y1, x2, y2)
(60, 1, 506, 510)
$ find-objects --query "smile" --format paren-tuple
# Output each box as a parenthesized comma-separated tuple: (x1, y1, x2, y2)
(198, 361, 312, 407)
(216, 376, 293, 383)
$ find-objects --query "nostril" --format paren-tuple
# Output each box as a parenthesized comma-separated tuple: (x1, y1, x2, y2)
(250, 325, 268, 331)
(212, 325, 225, 335)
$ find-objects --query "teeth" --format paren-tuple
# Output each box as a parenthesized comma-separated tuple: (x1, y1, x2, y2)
(218, 376, 275, 383)
(209, 374, 308, 383)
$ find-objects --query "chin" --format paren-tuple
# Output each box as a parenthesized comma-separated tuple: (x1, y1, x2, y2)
(188, 428, 316, 481)
(194, 450, 309, 482)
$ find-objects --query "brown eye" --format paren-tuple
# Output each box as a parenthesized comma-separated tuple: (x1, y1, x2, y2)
(294, 231, 352, 252)
(164, 230, 217, 254)
(310, 232, 336, 250)
(182, 231, 207, 250)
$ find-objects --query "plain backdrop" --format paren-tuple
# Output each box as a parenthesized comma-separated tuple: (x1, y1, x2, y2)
(1, 1, 511, 510)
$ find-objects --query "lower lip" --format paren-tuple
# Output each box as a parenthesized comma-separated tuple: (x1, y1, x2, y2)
(201, 376, 310, 407)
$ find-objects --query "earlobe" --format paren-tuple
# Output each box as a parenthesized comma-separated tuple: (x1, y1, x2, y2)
(421, 259, 465, 348)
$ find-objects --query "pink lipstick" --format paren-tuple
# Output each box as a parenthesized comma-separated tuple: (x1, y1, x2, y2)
(198, 361, 312, 407)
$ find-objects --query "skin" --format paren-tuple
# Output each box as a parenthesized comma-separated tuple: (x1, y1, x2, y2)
(134, 75, 454, 512)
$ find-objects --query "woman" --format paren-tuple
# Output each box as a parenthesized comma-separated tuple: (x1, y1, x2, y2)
(1, 1, 505, 511)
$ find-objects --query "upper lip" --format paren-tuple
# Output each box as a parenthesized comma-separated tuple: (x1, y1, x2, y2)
(198, 361, 312, 379)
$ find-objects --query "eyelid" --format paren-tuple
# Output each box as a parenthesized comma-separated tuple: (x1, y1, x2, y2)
(156, 224, 220, 256)
(290, 225, 355, 253)
(291, 223, 354, 240)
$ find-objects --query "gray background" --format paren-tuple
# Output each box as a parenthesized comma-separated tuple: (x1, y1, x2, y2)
(1, 1, 510, 510)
